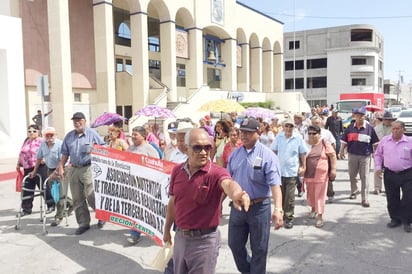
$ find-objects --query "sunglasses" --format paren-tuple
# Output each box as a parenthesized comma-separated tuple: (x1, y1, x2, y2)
(28, 130, 38, 133)
(308, 132, 319, 135)
(191, 144, 213, 153)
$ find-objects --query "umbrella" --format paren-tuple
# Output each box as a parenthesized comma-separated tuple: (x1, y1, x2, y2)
(242, 107, 276, 120)
(199, 99, 245, 113)
(91, 112, 126, 128)
(365, 104, 382, 112)
(134, 105, 176, 119)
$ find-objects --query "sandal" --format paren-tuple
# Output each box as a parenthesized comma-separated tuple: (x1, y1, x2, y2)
(308, 211, 316, 219)
(315, 219, 324, 228)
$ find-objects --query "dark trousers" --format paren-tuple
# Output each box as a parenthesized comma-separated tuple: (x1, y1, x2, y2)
(281, 176, 297, 221)
(22, 165, 53, 211)
(228, 198, 271, 274)
(384, 168, 412, 225)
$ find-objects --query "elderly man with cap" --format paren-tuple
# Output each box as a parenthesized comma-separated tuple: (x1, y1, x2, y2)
(169, 121, 193, 164)
(271, 117, 308, 229)
(373, 111, 397, 194)
(227, 117, 283, 274)
(30, 126, 73, 226)
(56, 112, 106, 235)
(126, 125, 160, 244)
(163, 121, 178, 161)
(340, 106, 379, 207)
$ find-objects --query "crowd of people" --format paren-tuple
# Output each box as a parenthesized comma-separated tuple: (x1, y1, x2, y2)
(16, 105, 412, 273)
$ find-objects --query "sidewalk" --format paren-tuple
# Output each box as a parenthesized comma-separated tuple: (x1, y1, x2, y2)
(0, 158, 411, 273)
(0, 158, 17, 181)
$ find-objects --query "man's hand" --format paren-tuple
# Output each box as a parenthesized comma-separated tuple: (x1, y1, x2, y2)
(163, 230, 173, 246)
(28, 171, 36, 178)
(232, 191, 250, 212)
(376, 170, 383, 179)
(298, 166, 305, 177)
(272, 211, 283, 230)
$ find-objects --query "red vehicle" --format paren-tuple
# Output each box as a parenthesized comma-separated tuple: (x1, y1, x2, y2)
(335, 92, 384, 121)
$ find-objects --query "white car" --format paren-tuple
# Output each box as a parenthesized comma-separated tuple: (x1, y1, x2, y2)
(397, 110, 412, 136)
(388, 106, 402, 118)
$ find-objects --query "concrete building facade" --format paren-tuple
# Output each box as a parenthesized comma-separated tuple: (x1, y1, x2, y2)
(284, 24, 384, 107)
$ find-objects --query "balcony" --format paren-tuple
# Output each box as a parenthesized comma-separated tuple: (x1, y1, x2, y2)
(351, 65, 374, 73)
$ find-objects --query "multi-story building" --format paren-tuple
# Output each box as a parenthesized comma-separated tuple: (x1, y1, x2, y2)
(284, 24, 384, 107)
(2, 0, 298, 157)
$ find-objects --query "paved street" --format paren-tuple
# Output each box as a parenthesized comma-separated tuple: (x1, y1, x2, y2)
(0, 157, 411, 274)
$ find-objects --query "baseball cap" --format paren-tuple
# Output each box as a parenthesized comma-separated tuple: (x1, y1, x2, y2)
(239, 117, 260, 132)
(352, 106, 366, 115)
(167, 122, 178, 133)
(71, 112, 86, 120)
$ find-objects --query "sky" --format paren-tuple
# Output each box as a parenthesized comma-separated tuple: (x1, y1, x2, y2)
(238, 0, 412, 85)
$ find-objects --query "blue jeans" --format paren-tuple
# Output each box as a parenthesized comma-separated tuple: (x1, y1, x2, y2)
(228, 198, 271, 274)
(130, 229, 140, 237)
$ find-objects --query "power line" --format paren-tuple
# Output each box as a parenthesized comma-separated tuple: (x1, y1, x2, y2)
(266, 12, 412, 20)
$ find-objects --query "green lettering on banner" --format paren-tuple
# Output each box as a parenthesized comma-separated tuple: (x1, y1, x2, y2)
(135, 224, 155, 236)
(109, 215, 134, 228)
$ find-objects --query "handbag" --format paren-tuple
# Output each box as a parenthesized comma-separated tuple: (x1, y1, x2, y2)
(15, 168, 24, 192)
(51, 180, 60, 203)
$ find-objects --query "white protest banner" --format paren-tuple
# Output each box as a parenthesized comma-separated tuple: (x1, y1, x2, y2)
(91, 145, 176, 246)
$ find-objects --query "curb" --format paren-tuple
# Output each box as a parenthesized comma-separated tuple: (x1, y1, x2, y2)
(0, 171, 17, 182)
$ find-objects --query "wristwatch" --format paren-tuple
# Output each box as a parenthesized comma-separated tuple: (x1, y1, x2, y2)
(274, 208, 284, 215)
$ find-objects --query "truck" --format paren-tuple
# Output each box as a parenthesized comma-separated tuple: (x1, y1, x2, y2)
(334, 92, 385, 123)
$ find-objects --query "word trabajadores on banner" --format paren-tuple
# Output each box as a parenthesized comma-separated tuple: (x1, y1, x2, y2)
(91, 145, 176, 246)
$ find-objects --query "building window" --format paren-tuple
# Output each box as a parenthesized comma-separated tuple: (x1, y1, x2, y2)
(285, 78, 304, 90)
(307, 58, 327, 69)
(351, 29, 372, 42)
(285, 60, 304, 71)
(125, 59, 132, 74)
(149, 59, 161, 80)
(307, 77, 327, 88)
(116, 58, 123, 72)
(379, 60, 383, 71)
(113, 7, 131, 47)
(176, 64, 186, 87)
(148, 17, 160, 52)
(74, 93, 81, 102)
(352, 57, 367, 65)
(288, 40, 300, 50)
(352, 78, 366, 86)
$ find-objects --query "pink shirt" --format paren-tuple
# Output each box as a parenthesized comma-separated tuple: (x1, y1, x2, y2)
(18, 137, 42, 169)
(169, 161, 231, 229)
(375, 134, 412, 172)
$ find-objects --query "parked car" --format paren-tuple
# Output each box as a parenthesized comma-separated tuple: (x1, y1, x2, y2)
(397, 110, 412, 136)
(388, 106, 402, 118)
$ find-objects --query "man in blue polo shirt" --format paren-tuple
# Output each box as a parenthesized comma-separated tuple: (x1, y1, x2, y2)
(271, 117, 308, 229)
(340, 106, 379, 207)
(228, 117, 283, 274)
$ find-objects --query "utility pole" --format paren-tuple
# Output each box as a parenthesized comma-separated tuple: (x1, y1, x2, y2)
(396, 70, 404, 104)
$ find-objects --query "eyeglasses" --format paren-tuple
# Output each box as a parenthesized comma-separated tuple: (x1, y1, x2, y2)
(191, 144, 213, 153)
(28, 130, 38, 133)
(308, 132, 319, 136)
(45, 134, 55, 138)
(284, 124, 294, 128)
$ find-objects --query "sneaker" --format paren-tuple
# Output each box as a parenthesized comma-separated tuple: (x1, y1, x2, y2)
(297, 191, 303, 197)
(284, 221, 294, 229)
(46, 206, 55, 214)
(75, 226, 90, 235)
(127, 234, 141, 245)
(17, 209, 32, 217)
(67, 205, 74, 216)
(97, 220, 106, 229)
(50, 218, 62, 227)
(327, 196, 334, 203)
